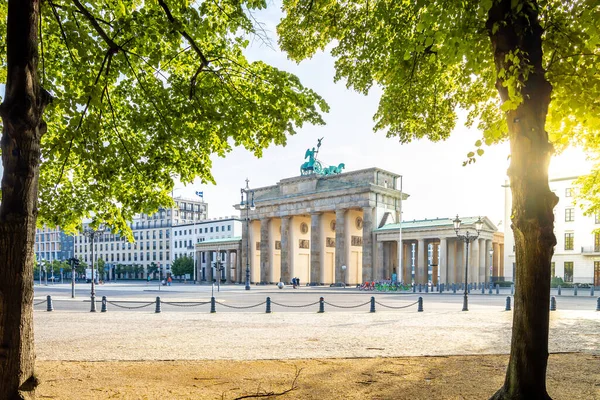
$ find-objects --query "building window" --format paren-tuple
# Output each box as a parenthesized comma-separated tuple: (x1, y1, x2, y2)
(210, 227, 213, 233)
(564, 233, 574, 250)
(595, 232, 600, 252)
(551, 262, 555, 278)
(563, 262, 573, 282)
(228, 225, 231, 231)
(596, 211, 600, 224)
(565, 188, 573, 197)
(565, 208, 574, 222)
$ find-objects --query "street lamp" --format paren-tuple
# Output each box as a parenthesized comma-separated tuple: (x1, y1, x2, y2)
(83, 224, 106, 312)
(240, 178, 255, 291)
(453, 215, 484, 312)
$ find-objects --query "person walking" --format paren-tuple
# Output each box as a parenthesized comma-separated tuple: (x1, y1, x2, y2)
(167, 276, 172, 286)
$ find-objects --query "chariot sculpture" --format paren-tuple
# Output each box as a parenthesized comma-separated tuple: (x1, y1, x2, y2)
(300, 138, 345, 176)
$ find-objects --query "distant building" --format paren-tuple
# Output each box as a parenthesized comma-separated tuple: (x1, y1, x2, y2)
(504, 176, 600, 286)
(73, 195, 207, 279)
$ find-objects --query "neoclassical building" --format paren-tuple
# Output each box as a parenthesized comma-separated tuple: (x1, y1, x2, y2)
(194, 167, 505, 286)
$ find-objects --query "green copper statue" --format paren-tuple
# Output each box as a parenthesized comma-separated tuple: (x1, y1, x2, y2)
(300, 138, 345, 176)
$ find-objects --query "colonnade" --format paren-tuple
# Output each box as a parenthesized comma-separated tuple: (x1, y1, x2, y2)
(377, 237, 505, 285)
(241, 207, 375, 285)
(196, 248, 240, 283)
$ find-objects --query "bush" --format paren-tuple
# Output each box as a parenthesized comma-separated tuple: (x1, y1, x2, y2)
(551, 276, 564, 288)
(496, 281, 513, 287)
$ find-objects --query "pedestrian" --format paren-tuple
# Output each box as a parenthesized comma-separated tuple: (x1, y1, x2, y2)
(167, 276, 172, 286)
(297, 277, 300, 287)
(147, 275, 151, 284)
(292, 277, 297, 289)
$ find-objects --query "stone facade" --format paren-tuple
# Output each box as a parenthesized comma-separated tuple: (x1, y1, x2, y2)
(235, 168, 406, 285)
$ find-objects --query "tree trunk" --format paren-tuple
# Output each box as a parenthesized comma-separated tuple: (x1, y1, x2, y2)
(488, 1, 557, 399)
(0, 0, 50, 398)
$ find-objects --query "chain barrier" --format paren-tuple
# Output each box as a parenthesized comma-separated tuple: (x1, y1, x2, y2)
(107, 301, 155, 310)
(270, 300, 321, 308)
(375, 300, 419, 310)
(215, 301, 266, 309)
(324, 300, 372, 309)
(161, 301, 211, 308)
(33, 300, 47, 306)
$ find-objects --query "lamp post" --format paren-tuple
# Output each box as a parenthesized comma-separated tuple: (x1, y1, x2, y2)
(83, 224, 105, 312)
(453, 215, 484, 311)
(240, 178, 255, 291)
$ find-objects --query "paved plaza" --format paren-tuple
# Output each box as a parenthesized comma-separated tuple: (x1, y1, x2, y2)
(34, 282, 599, 362)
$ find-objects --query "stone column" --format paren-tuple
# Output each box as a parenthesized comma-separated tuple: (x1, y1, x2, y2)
(237, 246, 242, 283)
(335, 209, 346, 283)
(402, 242, 412, 283)
(207, 251, 214, 282)
(226, 250, 232, 283)
(440, 238, 447, 284)
(479, 238, 486, 283)
(376, 242, 384, 280)
(432, 242, 439, 285)
(486, 239, 493, 283)
(241, 220, 248, 284)
(470, 238, 479, 284)
(260, 218, 270, 284)
(499, 243, 505, 277)
(417, 239, 426, 284)
(310, 213, 321, 285)
(362, 206, 375, 283)
(280, 216, 291, 283)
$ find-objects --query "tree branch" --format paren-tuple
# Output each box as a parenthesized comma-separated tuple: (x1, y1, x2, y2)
(71, 0, 120, 51)
(156, 0, 210, 98)
(233, 367, 302, 400)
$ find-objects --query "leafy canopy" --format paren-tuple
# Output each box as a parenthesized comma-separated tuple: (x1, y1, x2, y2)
(171, 255, 193, 276)
(278, 0, 599, 167)
(0, 0, 327, 237)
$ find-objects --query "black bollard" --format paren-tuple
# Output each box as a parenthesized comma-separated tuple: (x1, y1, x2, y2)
(370, 296, 376, 313)
(46, 295, 53, 312)
(418, 284, 422, 293)
(467, 284, 471, 294)
(101, 296, 107, 313)
(496, 284, 500, 295)
(210, 296, 216, 313)
(488, 284, 492, 295)
(453, 284, 456, 294)
(591, 286, 595, 297)
(574, 284, 578, 296)
(425, 284, 429, 293)
(511, 284, 514, 295)
(266, 297, 272, 314)
(550, 296, 556, 311)
(155, 296, 162, 313)
(413, 284, 416, 293)
(90, 293, 97, 313)
(441, 283, 444, 293)
(318, 297, 325, 313)
(596, 297, 600, 312)
(505, 296, 511, 311)
(558, 285, 561, 296)
(481, 285, 485, 294)
(418, 297, 423, 312)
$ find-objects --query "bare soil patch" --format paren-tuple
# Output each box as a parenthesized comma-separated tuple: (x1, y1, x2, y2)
(36, 353, 599, 399)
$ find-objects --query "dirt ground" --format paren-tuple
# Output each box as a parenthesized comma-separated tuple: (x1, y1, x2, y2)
(36, 353, 599, 399)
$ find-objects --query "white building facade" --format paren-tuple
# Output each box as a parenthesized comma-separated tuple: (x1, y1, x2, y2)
(504, 176, 600, 286)
(73, 196, 207, 279)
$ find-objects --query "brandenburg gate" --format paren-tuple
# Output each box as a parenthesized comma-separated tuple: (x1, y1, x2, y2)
(237, 167, 405, 285)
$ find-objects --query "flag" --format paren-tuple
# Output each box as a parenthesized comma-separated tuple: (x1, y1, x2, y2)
(195, 191, 204, 198)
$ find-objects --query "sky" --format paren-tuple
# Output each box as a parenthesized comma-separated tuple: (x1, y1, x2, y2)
(169, 4, 592, 232)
